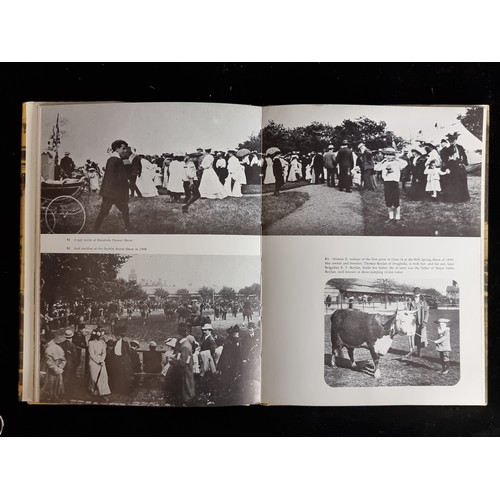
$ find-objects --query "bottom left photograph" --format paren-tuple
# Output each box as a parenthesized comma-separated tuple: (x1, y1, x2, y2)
(37, 253, 261, 407)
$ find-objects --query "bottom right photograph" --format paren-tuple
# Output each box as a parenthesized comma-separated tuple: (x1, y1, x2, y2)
(324, 277, 460, 387)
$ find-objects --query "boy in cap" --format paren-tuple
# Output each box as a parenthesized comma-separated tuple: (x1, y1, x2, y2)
(431, 318, 452, 374)
(374, 148, 407, 223)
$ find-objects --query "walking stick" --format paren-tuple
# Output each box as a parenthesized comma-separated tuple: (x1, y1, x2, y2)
(93, 363, 104, 394)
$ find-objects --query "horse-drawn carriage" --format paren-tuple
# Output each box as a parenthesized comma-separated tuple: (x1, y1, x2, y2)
(40, 178, 87, 233)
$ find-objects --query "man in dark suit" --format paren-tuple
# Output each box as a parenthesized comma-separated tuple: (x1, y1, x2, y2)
(336, 139, 354, 192)
(59, 152, 76, 179)
(127, 147, 142, 197)
(93, 139, 132, 233)
(311, 151, 324, 184)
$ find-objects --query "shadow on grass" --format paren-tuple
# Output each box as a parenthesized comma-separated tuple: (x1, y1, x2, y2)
(262, 191, 309, 230)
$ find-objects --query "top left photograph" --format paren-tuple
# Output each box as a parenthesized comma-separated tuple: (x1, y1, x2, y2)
(36, 102, 263, 235)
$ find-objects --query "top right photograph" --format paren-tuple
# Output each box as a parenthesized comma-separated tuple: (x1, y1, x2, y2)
(261, 104, 487, 237)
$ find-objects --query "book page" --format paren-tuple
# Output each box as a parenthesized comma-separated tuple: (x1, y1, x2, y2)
(261, 104, 487, 406)
(23, 101, 263, 407)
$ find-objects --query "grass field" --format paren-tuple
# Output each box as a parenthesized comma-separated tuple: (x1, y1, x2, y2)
(51, 192, 261, 235)
(361, 175, 481, 237)
(324, 308, 460, 387)
(262, 191, 309, 230)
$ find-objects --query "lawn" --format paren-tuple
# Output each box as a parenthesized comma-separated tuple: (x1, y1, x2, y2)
(48, 192, 261, 235)
(361, 175, 482, 237)
(241, 180, 311, 195)
(261, 191, 309, 231)
(324, 308, 460, 387)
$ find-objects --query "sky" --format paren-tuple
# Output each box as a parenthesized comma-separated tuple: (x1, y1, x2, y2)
(40, 102, 262, 169)
(118, 255, 261, 293)
(263, 104, 474, 142)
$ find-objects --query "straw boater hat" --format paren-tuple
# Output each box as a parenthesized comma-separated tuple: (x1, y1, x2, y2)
(130, 340, 140, 348)
(201, 323, 213, 330)
(328, 144, 334, 150)
(64, 329, 74, 338)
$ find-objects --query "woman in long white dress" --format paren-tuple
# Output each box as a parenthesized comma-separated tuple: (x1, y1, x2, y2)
(224, 151, 247, 197)
(88, 331, 111, 399)
(263, 156, 275, 184)
(287, 154, 302, 182)
(167, 154, 186, 202)
(135, 157, 159, 197)
(198, 152, 228, 199)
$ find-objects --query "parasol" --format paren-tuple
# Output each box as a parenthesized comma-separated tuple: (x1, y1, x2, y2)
(265, 147, 280, 156)
(236, 148, 250, 158)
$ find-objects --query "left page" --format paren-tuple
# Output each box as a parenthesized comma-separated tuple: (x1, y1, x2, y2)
(22, 101, 262, 407)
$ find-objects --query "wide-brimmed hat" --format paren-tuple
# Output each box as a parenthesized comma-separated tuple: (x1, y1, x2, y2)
(201, 323, 213, 330)
(381, 147, 397, 155)
(130, 340, 140, 348)
(434, 318, 451, 324)
(149, 341, 157, 348)
(446, 132, 460, 141)
(165, 338, 177, 347)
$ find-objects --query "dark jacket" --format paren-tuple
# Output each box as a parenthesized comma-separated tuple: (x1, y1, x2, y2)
(336, 147, 354, 170)
(99, 155, 129, 202)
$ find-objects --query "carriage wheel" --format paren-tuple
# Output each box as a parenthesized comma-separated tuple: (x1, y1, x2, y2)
(46, 195, 86, 234)
(41, 206, 57, 233)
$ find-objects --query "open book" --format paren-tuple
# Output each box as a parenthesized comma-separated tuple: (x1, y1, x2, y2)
(21, 102, 488, 406)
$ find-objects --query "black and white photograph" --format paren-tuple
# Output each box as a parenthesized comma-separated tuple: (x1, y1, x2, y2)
(262, 105, 485, 237)
(38, 253, 261, 406)
(39, 102, 262, 235)
(324, 277, 460, 387)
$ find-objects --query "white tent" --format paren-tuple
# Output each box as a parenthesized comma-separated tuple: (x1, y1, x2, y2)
(415, 120, 483, 165)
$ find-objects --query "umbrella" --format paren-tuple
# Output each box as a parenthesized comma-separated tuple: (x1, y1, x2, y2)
(236, 148, 250, 158)
(265, 147, 280, 156)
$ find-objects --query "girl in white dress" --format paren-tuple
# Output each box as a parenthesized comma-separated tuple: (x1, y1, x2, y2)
(424, 160, 449, 198)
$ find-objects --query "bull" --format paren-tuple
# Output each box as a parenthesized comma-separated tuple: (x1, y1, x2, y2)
(330, 308, 417, 378)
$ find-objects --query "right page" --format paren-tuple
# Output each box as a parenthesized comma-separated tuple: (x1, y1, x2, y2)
(261, 104, 487, 406)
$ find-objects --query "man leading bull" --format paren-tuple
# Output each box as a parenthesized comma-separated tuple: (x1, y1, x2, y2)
(404, 287, 429, 358)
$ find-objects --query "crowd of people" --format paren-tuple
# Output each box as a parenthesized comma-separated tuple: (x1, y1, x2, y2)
(40, 295, 261, 406)
(265, 131, 471, 211)
(48, 131, 473, 231)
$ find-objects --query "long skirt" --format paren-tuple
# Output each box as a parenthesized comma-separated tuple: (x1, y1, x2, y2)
(89, 359, 111, 396)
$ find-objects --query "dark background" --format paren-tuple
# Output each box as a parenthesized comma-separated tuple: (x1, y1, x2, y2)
(2, 63, 498, 436)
